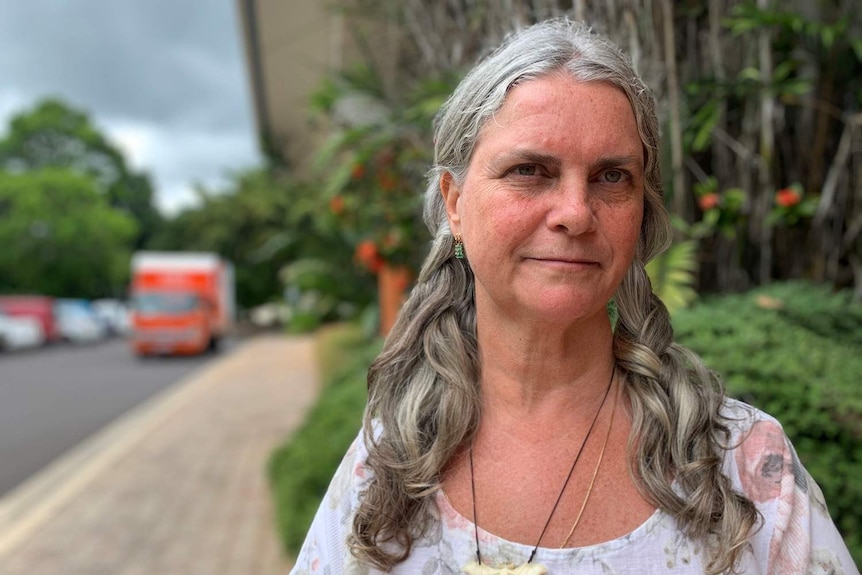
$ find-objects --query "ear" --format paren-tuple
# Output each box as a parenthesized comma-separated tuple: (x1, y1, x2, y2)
(440, 171, 462, 233)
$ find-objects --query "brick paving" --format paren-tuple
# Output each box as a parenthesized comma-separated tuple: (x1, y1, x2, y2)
(0, 335, 318, 575)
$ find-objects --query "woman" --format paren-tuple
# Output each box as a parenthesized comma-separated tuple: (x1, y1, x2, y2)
(291, 19, 857, 575)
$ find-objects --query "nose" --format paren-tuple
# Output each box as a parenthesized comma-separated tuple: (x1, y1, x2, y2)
(545, 179, 596, 235)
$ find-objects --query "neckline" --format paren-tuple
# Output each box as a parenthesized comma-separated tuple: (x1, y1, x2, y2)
(435, 489, 665, 559)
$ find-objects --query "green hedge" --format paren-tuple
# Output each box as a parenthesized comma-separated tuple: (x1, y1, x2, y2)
(673, 281, 862, 566)
(268, 324, 377, 556)
(269, 282, 862, 566)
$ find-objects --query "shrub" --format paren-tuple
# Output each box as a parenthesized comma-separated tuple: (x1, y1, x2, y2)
(267, 323, 378, 555)
(673, 281, 862, 565)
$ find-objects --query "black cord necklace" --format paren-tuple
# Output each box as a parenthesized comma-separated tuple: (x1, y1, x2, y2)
(462, 365, 616, 575)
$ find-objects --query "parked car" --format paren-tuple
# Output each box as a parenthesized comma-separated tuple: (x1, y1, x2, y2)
(0, 310, 45, 351)
(91, 299, 132, 336)
(54, 299, 107, 344)
(0, 295, 59, 342)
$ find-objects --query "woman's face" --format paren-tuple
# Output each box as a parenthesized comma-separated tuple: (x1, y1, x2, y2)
(442, 74, 644, 326)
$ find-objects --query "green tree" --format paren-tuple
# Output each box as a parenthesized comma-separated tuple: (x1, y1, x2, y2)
(149, 168, 374, 311)
(0, 169, 138, 298)
(0, 98, 162, 247)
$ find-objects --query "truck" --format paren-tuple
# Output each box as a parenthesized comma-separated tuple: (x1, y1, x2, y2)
(129, 251, 235, 356)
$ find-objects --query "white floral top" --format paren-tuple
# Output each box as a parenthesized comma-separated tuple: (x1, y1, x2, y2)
(290, 399, 859, 574)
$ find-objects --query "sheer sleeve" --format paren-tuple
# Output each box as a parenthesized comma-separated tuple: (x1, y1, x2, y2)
(727, 404, 859, 575)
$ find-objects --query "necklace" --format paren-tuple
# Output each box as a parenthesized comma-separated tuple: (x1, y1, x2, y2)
(462, 366, 616, 575)
(559, 378, 617, 547)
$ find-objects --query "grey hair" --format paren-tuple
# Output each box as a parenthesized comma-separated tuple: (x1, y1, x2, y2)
(350, 18, 758, 574)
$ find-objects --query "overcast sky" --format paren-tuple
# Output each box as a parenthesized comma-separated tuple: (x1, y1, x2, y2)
(0, 0, 261, 215)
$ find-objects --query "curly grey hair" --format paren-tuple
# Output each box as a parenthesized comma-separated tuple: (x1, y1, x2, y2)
(349, 18, 758, 574)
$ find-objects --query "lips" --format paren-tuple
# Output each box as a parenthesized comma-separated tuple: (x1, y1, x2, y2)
(526, 256, 600, 267)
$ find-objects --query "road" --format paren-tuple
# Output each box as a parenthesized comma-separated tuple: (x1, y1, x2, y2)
(0, 337, 236, 497)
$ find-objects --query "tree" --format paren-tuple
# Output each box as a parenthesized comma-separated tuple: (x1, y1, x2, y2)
(0, 169, 138, 298)
(0, 98, 162, 247)
(149, 168, 375, 310)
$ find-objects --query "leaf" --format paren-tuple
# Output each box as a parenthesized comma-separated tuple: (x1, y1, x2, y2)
(646, 241, 698, 315)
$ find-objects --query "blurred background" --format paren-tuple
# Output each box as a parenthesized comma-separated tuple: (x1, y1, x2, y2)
(0, 0, 859, 571)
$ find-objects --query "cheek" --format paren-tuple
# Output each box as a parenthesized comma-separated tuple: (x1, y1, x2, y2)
(608, 205, 644, 260)
(460, 183, 511, 240)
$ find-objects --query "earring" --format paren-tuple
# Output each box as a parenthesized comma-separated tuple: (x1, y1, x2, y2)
(454, 234, 465, 259)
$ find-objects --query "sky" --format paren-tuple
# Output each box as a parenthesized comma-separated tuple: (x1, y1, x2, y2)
(0, 1, 261, 215)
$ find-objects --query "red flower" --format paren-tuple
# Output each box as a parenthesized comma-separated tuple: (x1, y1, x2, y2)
(698, 193, 719, 211)
(354, 240, 384, 273)
(350, 163, 365, 180)
(329, 195, 345, 215)
(775, 188, 801, 208)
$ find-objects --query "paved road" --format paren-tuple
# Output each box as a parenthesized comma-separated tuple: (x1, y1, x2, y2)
(0, 334, 311, 575)
(0, 338, 237, 497)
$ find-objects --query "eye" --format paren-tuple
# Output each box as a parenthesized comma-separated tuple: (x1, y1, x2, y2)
(514, 164, 538, 176)
(603, 169, 624, 183)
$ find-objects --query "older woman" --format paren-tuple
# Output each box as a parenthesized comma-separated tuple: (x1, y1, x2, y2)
(291, 19, 857, 575)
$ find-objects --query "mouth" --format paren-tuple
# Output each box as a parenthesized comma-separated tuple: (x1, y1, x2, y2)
(526, 257, 600, 268)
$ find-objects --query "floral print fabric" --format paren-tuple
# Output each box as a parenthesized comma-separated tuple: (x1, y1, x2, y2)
(290, 399, 858, 575)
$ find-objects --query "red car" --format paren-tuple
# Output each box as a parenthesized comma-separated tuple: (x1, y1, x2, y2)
(0, 295, 59, 343)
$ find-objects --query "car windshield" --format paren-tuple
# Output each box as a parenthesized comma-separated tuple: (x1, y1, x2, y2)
(133, 293, 199, 315)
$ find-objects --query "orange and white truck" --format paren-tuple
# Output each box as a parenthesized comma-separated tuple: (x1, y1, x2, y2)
(129, 251, 235, 356)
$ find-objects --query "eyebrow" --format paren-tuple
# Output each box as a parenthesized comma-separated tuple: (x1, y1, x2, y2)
(593, 155, 644, 172)
(491, 151, 643, 172)
(491, 150, 562, 169)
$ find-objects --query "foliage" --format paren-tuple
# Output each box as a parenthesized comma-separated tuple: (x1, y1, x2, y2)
(767, 182, 817, 226)
(279, 258, 368, 333)
(0, 169, 138, 298)
(148, 168, 376, 313)
(690, 177, 747, 240)
(646, 240, 698, 315)
(673, 281, 862, 565)
(679, 1, 862, 292)
(0, 98, 161, 248)
(268, 323, 378, 555)
(311, 67, 456, 275)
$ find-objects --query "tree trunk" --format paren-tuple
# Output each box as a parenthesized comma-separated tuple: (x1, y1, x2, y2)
(755, 0, 775, 284)
(660, 0, 687, 222)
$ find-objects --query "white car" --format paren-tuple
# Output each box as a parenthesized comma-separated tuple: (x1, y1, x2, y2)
(92, 299, 132, 336)
(54, 300, 107, 344)
(0, 310, 45, 351)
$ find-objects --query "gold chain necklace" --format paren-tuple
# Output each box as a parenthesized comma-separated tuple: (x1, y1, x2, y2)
(462, 366, 616, 575)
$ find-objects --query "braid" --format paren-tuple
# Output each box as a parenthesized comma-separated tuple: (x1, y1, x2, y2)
(349, 232, 481, 570)
(613, 261, 759, 574)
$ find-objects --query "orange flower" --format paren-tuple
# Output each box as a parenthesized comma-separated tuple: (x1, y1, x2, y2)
(698, 193, 719, 211)
(775, 188, 801, 208)
(351, 163, 366, 180)
(354, 240, 384, 273)
(329, 195, 345, 215)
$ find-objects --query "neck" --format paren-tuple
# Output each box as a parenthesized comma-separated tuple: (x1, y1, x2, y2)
(475, 306, 616, 421)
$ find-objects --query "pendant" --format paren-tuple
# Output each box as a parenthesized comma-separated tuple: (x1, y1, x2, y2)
(462, 560, 548, 575)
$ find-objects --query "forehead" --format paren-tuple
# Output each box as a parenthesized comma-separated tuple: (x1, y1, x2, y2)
(475, 74, 642, 157)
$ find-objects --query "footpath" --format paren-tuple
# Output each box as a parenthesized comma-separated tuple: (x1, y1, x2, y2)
(0, 334, 318, 575)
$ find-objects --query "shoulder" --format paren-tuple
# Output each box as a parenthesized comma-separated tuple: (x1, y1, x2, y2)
(718, 397, 807, 505)
(717, 399, 858, 575)
(324, 423, 376, 514)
